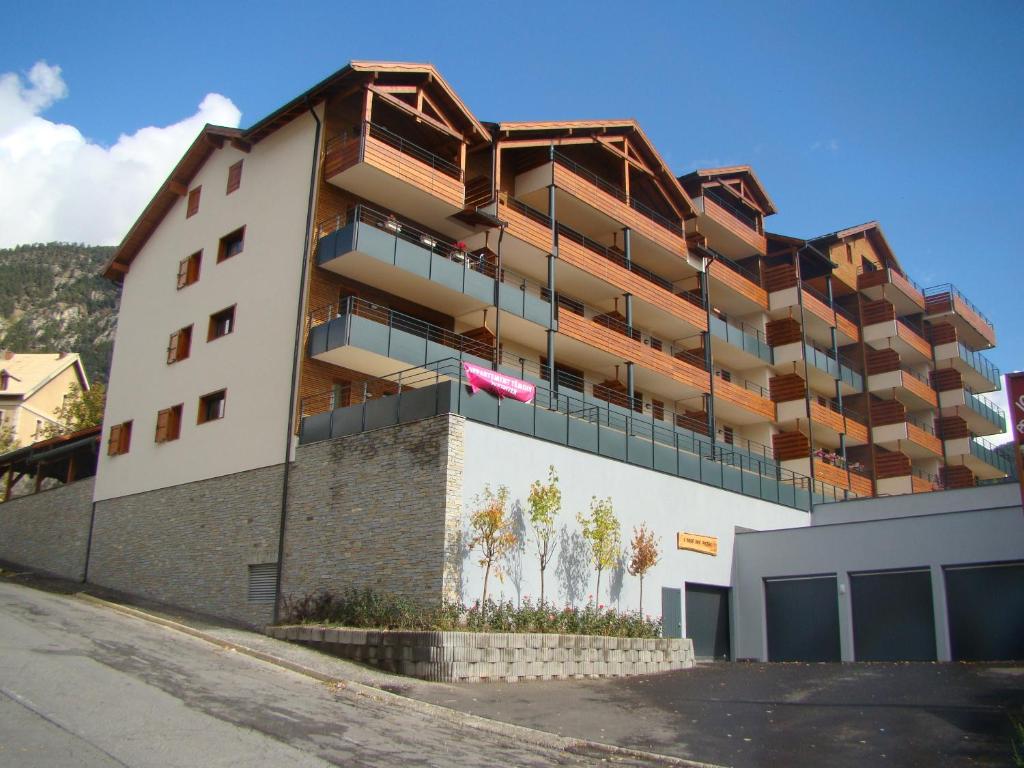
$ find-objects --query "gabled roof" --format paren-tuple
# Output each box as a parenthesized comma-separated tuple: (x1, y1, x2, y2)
(678, 166, 777, 216)
(494, 119, 697, 219)
(104, 61, 488, 281)
(0, 353, 88, 399)
(808, 220, 904, 275)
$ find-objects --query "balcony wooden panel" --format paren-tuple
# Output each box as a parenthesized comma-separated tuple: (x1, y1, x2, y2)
(906, 422, 943, 456)
(926, 291, 996, 348)
(929, 322, 957, 345)
(702, 195, 768, 254)
(772, 431, 810, 461)
(500, 201, 551, 253)
(931, 367, 963, 393)
(801, 290, 834, 326)
(835, 312, 860, 343)
(552, 164, 687, 258)
(715, 377, 775, 421)
(937, 415, 970, 440)
(557, 311, 709, 392)
(769, 373, 806, 403)
(871, 398, 906, 426)
(862, 299, 896, 325)
(845, 418, 869, 444)
(326, 135, 465, 209)
(911, 475, 938, 494)
(850, 472, 874, 497)
(896, 320, 931, 359)
(810, 401, 845, 434)
(814, 460, 871, 495)
(857, 268, 926, 311)
(764, 264, 798, 293)
(708, 260, 767, 309)
(941, 464, 976, 489)
(875, 451, 911, 479)
(560, 237, 707, 331)
(866, 348, 900, 375)
(901, 372, 938, 408)
(767, 317, 802, 347)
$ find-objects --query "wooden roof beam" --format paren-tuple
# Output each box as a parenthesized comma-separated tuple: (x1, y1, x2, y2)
(367, 85, 464, 142)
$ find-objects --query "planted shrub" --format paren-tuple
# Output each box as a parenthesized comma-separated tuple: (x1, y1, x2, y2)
(279, 589, 661, 638)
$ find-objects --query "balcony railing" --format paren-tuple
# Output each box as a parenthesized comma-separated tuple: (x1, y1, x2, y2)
(970, 435, 1015, 475)
(924, 283, 992, 328)
(804, 339, 863, 390)
(703, 185, 759, 231)
(708, 315, 772, 363)
(299, 357, 855, 510)
(308, 296, 495, 361)
(715, 370, 769, 399)
(550, 151, 684, 237)
(965, 388, 1006, 427)
(957, 343, 1001, 388)
(705, 245, 761, 286)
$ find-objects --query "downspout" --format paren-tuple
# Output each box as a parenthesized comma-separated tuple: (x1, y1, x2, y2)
(546, 144, 557, 394)
(826, 275, 850, 495)
(273, 99, 322, 624)
(701, 252, 715, 442)
(492, 223, 506, 371)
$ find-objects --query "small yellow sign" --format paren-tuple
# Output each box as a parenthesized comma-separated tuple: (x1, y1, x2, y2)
(677, 532, 718, 556)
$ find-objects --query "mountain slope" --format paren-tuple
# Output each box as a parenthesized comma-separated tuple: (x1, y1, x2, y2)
(0, 243, 121, 384)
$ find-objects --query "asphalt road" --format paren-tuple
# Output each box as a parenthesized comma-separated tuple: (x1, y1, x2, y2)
(0, 582, 654, 767)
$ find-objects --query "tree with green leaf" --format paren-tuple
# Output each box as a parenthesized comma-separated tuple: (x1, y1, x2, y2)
(527, 465, 561, 606)
(627, 524, 661, 615)
(0, 422, 18, 454)
(42, 382, 106, 439)
(578, 496, 621, 604)
(468, 485, 517, 609)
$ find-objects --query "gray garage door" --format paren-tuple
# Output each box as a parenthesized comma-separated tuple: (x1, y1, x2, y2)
(685, 583, 731, 660)
(945, 561, 1024, 661)
(765, 575, 840, 662)
(850, 568, 936, 661)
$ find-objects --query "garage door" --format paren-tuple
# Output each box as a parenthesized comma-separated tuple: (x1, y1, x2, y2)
(850, 568, 936, 661)
(685, 583, 731, 660)
(765, 575, 840, 662)
(945, 561, 1024, 661)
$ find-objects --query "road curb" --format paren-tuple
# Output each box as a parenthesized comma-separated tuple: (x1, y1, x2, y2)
(73, 592, 724, 767)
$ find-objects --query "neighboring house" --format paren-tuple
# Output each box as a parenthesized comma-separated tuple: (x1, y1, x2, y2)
(0, 352, 89, 447)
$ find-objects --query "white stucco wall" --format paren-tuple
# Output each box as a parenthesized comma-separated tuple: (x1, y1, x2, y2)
(95, 109, 322, 500)
(458, 420, 810, 625)
(733, 501, 1024, 661)
(812, 482, 1020, 525)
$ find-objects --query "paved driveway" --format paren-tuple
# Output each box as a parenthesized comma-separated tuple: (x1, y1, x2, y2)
(409, 661, 1024, 767)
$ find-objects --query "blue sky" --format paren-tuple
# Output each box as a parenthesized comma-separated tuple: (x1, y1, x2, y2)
(4, 0, 1023, 410)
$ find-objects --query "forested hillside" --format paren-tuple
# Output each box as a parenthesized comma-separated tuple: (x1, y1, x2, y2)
(0, 243, 120, 384)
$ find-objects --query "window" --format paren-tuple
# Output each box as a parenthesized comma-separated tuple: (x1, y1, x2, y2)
(226, 160, 243, 194)
(33, 419, 42, 440)
(107, 420, 132, 456)
(218, 226, 245, 262)
(198, 390, 226, 424)
(155, 404, 183, 443)
(208, 305, 236, 341)
(177, 251, 202, 289)
(167, 325, 193, 364)
(845, 243, 853, 264)
(722, 425, 735, 445)
(719, 368, 733, 383)
(186, 186, 201, 218)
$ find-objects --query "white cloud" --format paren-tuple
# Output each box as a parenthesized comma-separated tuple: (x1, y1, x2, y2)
(0, 61, 242, 248)
(810, 138, 840, 152)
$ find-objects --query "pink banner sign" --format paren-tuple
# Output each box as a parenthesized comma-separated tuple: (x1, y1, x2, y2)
(463, 362, 536, 403)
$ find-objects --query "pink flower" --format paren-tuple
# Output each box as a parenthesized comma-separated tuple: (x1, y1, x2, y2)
(599, 604, 605, 610)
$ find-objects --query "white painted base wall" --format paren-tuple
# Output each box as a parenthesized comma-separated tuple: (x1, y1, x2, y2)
(458, 421, 810, 630)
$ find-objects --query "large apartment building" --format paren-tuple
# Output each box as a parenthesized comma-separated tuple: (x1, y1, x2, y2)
(99, 61, 1007, 505)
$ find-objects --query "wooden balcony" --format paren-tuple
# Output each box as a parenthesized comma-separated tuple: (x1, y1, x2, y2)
(557, 310, 708, 399)
(697, 191, 767, 257)
(857, 267, 926, 315)
(713, 374, 776, 424)
(707, 259, 767, 310)
(324, 123, 465, 227)
(924, 284, 996, 349)
(867, 368, 938, 409)
(813, 460, 873, 498)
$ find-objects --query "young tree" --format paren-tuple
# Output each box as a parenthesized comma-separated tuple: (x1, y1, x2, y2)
(627, 524, 661, 614)
(578, 496, 621, 604)
(468, 485, 517, 609)
(0, 422, 18, 454)
(527, 465, 561, 606)
(42, 382, 106, 439)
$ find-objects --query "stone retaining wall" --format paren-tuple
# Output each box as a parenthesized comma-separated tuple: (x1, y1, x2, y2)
(268, 625, 694, 682)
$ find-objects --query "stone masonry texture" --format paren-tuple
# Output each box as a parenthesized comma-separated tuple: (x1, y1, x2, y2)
(89, 465, 284, 627)
(267, 625, 695, 682)
(281, 414, 464, 608)
(0, 478, 94, 581)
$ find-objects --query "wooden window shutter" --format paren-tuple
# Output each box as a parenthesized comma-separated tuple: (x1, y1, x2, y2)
(186, 186, 201, 217)
(155, 409, 170, 443)
(167, 331, 179, 364)
(107, 424, 122, 456)
(177, 257, 189, 288)
(227, 160, 243, 194)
